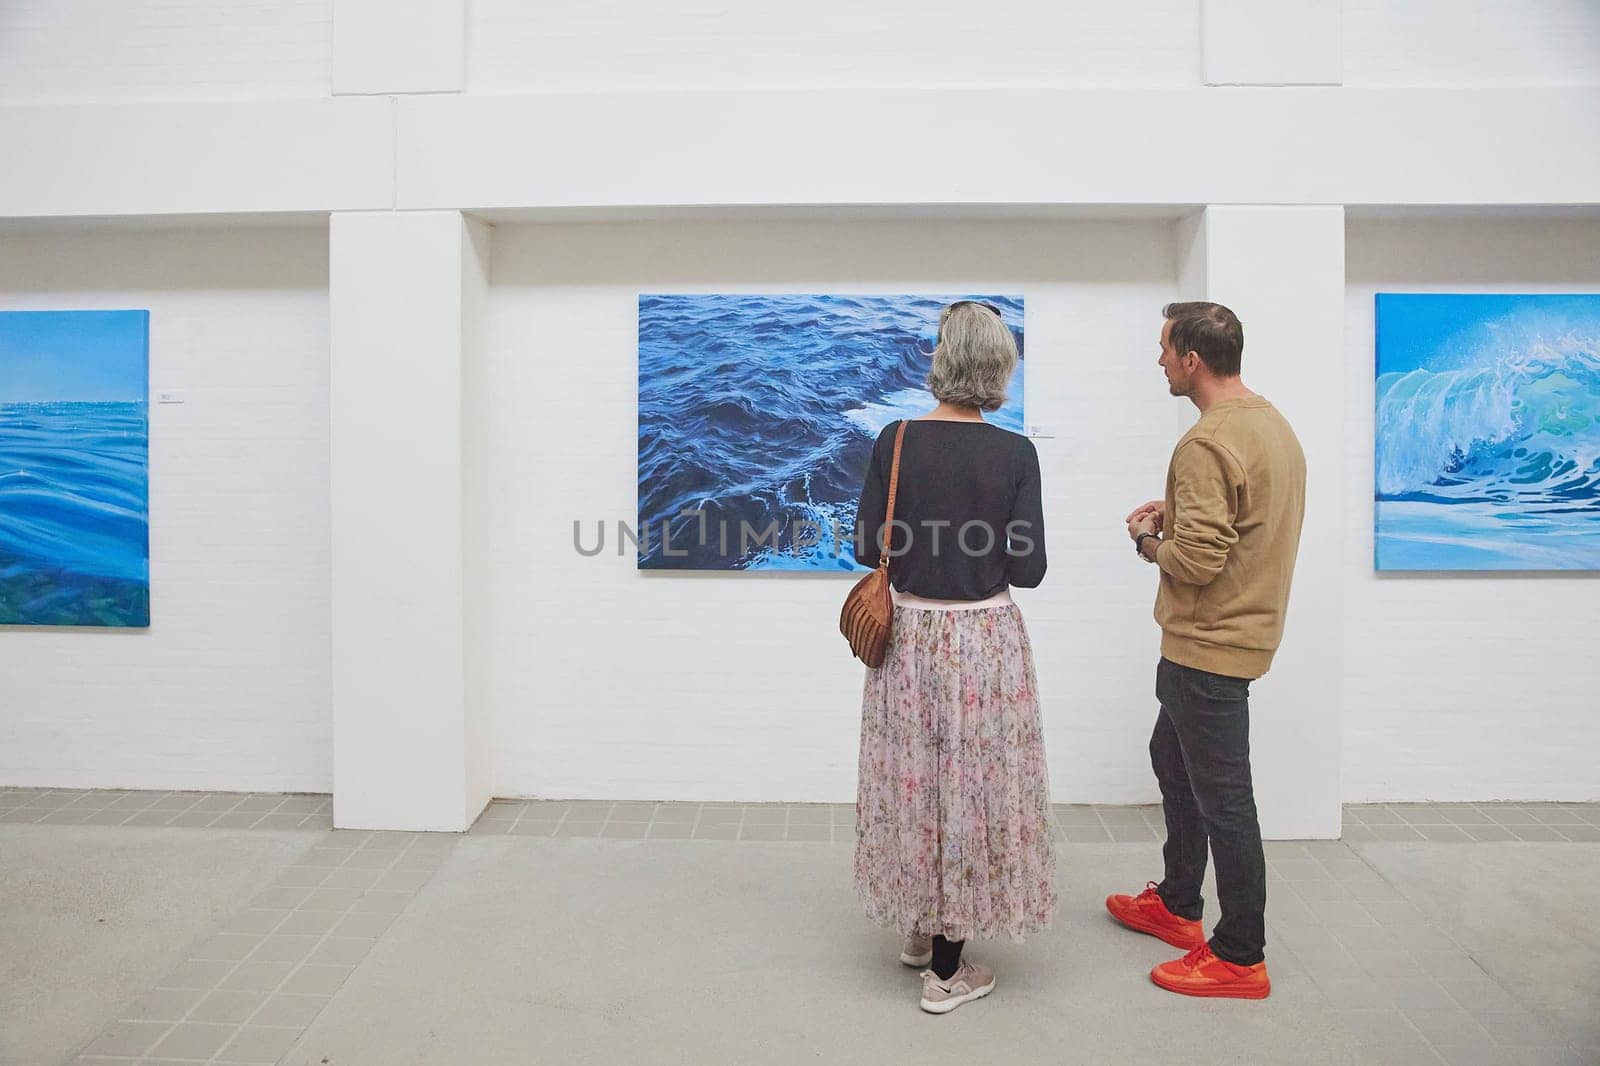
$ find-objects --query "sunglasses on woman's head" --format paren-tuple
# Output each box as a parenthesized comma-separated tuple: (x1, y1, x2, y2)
(946, 300, 1004, 319)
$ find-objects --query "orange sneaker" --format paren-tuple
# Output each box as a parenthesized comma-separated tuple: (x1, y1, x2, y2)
(1104, 882, 1205, 950)
(1150, 944, 1271, 999)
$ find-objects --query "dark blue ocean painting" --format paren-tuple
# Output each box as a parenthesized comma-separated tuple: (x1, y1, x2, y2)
(638, 294, 1024, 571)
(1375, 293, 1600, 571)
(0, 310, 150, 625)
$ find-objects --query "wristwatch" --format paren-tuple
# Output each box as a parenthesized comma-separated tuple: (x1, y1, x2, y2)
(1134, 532, 1160, 560)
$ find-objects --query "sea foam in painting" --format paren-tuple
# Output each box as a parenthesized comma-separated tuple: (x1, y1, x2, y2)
(1375, 293, 1600, 571)
(0, 310, 151, 625)
(637, 294, 1024, 571)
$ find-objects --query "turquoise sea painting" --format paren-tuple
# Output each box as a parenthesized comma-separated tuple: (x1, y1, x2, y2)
(1375, 293, 1600, 571)
(0, 310, 151, 625)
(637, 294, 1024, 571)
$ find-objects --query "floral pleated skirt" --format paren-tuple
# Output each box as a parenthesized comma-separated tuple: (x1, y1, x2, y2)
(854, 600, 1057, 943)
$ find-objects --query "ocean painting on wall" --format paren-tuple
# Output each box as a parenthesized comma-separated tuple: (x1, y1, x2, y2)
(0, 310, 151, 625)
(1375, 293, 1600, 571)
(637, 294, 1024, 571)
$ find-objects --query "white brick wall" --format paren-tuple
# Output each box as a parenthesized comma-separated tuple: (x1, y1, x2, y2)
(13, 216, 1595, 803)
(7, 1, 1599, 105)
(1343, 216, 1600, 802)
(476, 219, 1189, 802)
(2, 2, 1597, 807)
(0, 0, 331, 103)
(1344, 0, 1600, 86)
(468, 0, 1201, 92)
(0, 225, 332, 792)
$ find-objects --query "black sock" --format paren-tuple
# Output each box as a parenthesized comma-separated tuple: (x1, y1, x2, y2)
(931, 935, 964, 980)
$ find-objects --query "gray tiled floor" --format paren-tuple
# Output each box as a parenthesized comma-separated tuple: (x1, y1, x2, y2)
(67, 829, 452, 1065)
(465, 797, 1600, 845)
(1343, 803, 1600, 843)
(0, 788, 332, 831)
(5, 791, 1598, 1065)
(8, 788, 1593, 845)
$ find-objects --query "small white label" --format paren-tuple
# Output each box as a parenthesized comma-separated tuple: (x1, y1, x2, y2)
(1026, 423, 1056, 439)
(157, 390, 185, 405)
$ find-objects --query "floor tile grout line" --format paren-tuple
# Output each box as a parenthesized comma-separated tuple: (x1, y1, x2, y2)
(212, 832, 452, 1064)
(194, 827, 383, 1050)
(693, 803, 737, 840)
(77, 842, 321, 1065)
(644, 801, 675, 837)
(74, 828, 446, 1066)
(550, 806, 572, 836)
(9, 788, 326, 822)
(13, 792, 1600, 843)
(1332, 835, 1534, 1009)
(503, 800, 531, 835)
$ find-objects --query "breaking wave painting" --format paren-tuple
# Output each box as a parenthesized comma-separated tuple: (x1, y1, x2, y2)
(0, 310, 151, 625)
(1375, 293, 1600, 571)
(637, 294, 1023, 571)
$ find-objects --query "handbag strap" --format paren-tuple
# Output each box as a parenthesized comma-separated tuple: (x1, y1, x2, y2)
(878, 419, 909, 573)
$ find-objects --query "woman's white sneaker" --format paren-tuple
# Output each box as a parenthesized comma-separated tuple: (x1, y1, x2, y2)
(900, 934, 933, 967)
(919, 961, 995, 1014)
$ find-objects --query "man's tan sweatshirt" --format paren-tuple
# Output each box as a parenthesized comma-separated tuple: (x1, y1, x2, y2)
(1154, 395, 1306, 680)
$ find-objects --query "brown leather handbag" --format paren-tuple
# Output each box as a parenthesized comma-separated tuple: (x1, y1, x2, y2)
(840, 419, 908, 668)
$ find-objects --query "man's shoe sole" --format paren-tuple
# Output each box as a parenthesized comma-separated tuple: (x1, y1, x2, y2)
(1149, 971, 1271, 999)
(1104, 900, 1206, 951)
(919, 977, 996, 1014)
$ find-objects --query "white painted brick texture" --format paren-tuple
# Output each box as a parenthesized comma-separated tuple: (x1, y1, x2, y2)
(1343, 218, 1600, 802)
(0, 226, 332, 792)
(0, 0, 331, 103)
(474, 219, 1189, 803)
(1344, 0, 1600, 86)
(469, 0, 1201, 92)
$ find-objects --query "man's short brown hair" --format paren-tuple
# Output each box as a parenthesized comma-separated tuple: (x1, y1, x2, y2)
(1163, 301, 1243, 378)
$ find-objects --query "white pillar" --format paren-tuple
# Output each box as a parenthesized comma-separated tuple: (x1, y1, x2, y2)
(1179, 206, 1346, 839)
(330, 210, 491, 830)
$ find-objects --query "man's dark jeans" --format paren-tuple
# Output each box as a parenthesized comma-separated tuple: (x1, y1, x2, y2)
(1150, 656, 1267, 966)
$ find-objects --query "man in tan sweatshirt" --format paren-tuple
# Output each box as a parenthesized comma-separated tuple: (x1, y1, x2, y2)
(1104, 302, 1306, 1000)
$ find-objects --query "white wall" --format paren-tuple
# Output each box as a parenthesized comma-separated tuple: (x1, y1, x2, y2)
(477, 219, 1190, 802)
(1202, 0, 1342, 86)
(0, 99, 394, 219)
(0, 224, 332, 792)
(1344, 0, 1600, 86)
(333, 0, 464, 95)
(9, 0, 1599, 108)
(0, 0, 331, 103)
(1343, 217, 1600, 803)
(468, 0, 1200, 93)
(388, 88, 1600, 212)
(3, 2, 1599, 812)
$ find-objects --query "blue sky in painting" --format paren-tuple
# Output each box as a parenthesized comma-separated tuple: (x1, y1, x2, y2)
(1376, 293, 1600, 375)
(0, 310, 149, 403)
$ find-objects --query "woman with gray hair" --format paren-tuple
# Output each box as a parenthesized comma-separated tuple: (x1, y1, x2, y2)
(851, 300, 1055, 1014)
